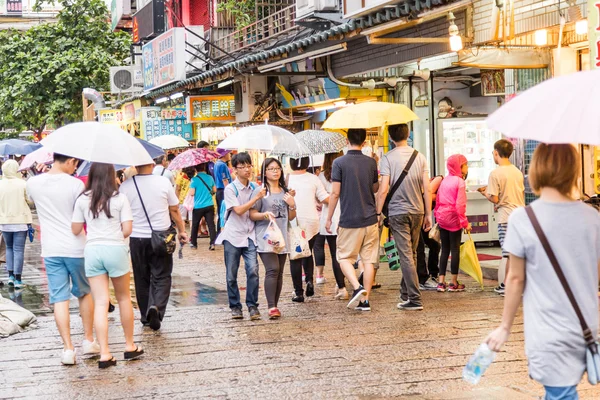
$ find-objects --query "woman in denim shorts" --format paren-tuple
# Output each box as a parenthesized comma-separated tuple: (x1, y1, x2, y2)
(72, 163, 144, 369)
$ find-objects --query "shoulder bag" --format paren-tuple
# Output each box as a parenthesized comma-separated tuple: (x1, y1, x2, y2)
(382, 149, 418, 225)
(133, 176, 177, 256)
(525, 205, 600, 385)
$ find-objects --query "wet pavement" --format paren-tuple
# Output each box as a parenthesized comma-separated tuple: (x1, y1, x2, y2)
(0, 226, 598, 399)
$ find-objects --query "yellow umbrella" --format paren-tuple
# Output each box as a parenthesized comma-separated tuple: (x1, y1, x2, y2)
(322, 102, 418, 130)
(459, 233, 484, 289)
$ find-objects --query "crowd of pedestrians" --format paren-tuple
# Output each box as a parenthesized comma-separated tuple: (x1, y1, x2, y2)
(1, 124, 598, 399)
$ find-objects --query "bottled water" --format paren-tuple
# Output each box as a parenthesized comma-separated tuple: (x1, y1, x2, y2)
(462, 343, 496, 384)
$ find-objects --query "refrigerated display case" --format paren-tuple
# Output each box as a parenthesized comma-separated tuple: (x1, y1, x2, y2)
(436, 118, 502, 242)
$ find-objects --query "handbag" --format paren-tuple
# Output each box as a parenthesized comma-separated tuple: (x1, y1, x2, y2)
(382, 150, 418, 226)
(288, 219, 311, 260)
(27, 224, 35, 243)
(183, 193, 194, 212)
(429, 223, 441, 243)
(525, 206, 600, 385)
(132, 176, 177, 257)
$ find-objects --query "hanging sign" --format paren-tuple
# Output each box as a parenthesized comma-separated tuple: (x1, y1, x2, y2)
(590, 0, 600, 69)
(140, 106, 193, 140)
(186, 95, 236, 123)
(132, 0, 166, 44)
(142, 27, 186, 91)
(98, 109, 124, 124)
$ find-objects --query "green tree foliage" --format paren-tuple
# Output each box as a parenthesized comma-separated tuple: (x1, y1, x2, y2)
(0, 0, 131, 136)
(216, 0, 255, 29)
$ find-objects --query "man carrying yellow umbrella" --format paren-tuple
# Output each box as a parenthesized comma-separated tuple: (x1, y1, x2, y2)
(323, 102, 426, 311)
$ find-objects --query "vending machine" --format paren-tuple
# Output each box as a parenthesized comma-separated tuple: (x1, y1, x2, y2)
(436, 118, 502, 243)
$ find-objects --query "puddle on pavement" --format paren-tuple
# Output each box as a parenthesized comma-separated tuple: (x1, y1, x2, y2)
(0, 272, 227, 316)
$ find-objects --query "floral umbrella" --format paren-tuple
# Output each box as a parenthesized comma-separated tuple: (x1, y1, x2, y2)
(167, 148, 221, 171)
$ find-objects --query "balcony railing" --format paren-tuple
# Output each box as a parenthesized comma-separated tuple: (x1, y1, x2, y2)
(212, 4, 297, 59)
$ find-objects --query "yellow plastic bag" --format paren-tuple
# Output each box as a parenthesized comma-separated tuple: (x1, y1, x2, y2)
(459, 233, 484, 289)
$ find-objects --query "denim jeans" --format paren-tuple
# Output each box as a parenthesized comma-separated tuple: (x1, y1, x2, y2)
(3, 231, 27, 275)
(388, 214, 423, 305)
(224, 239, 259, 310)
(544, 385, 578, 400)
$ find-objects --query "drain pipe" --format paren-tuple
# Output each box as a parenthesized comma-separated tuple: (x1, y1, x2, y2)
(327, 56, 408, 89)
(83, 88, 106, 110)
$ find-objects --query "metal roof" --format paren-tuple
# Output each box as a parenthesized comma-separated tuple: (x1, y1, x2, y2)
(114, 0, 448, 107)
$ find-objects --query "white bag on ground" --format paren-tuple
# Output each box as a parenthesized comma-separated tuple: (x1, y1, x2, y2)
(0, 294, 37, 337)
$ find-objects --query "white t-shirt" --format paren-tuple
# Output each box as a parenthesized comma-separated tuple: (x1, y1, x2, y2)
(318, 172, 340, 236)
(26, 173, 86, 258)
(119, 175, 179, 238)
(72, 192, 133, 246)
(153, 165, 175, 186)
(287, 173, 329, 240)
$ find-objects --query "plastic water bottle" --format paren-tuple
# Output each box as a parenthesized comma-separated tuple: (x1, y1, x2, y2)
(462, 343, 496, 384)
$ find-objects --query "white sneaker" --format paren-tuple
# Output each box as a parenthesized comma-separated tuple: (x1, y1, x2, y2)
(422, 278, 438, 291)
(334, 287, 349, 300)
(316, 276, 327, 285)
(61, 349, 76, 365)
(82, 339, 100, 355)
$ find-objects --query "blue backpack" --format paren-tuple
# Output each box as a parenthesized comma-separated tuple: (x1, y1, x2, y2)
(219, 182, 258, 228)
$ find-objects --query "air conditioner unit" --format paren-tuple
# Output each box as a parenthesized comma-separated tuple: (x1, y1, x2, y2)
(296, 0, 338, 20)
(109, 66, 143, 94)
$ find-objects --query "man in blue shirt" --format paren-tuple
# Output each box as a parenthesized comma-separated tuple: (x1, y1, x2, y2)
(213, 150, 232, 234)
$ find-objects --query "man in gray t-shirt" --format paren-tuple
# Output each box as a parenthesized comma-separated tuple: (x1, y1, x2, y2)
(377, 124, 432, 311)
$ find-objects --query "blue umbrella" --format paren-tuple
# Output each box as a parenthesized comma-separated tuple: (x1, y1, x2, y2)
(137, 138, 165, 159)
(0, 139, 42, 155)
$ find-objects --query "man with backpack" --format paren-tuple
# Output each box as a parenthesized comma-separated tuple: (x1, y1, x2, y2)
(216, 152, 266, 320)
(377, 124, 432, 311)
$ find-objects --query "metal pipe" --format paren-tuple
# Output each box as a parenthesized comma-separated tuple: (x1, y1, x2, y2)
(82, 88, 105, 110)
(429, 72, 437, 175)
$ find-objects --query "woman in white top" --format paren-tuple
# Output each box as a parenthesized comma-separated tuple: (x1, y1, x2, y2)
(287, 157, 329, 302)
(314, 152, 347, 300)
(486, 144, 600, 399)
(72, 163, 143, 369)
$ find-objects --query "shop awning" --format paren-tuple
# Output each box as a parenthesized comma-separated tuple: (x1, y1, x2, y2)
(453, 48, 551, 69)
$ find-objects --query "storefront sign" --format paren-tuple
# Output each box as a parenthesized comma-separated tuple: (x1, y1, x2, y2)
(121, 100, 141, 123)
(111, 0, 132, 31)
(132, 0, 165, 44)
(142, 28, 186, 91)
(161, 107, 187, 120)
(590, 0, 600, 69)
(467, 214, 489, 235)
(140, 106, 193, 140)
(186, 95, 236, 123)
(6, 0, 22, 15)
(98, 109, 124, 124)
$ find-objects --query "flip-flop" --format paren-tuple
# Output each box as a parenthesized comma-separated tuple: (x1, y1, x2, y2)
(372, 283, 382, 289)
(124, 346, 144, 360)
(98, 357, 117, 369)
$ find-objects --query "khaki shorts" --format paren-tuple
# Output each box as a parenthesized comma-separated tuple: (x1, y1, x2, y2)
(337, 223, 379, 265)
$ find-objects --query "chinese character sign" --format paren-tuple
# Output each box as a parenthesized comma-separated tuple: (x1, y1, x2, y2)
(98, 110, 124, 124)
(140, 107, 193, 141)
(6, 0, 22, 15)
(186, 95, 236, 123)
(142, 28, 186, 91)
(590, 0, 600, 69)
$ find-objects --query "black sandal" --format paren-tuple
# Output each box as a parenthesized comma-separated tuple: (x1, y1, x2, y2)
(124, 346, 144, 360)
(372, 283, 382, 289)
(98, 357, 117, 369)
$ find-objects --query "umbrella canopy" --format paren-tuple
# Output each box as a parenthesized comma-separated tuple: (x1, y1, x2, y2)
(137, 138, 166, 159)
(40, 122, 154, 166)
(149, 135, 191, 150)
(217, 125, 311, 156)
(167, 148, 221, 171)
(322, 102, 418, 130)
(486, 69, 600, 144)
(291, 130, 346, 158)
(0, 139, 42, 156)
(17, 147, 53, 171)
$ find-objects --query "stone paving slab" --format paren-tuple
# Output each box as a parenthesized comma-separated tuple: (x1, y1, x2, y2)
(0, 234, 598, 399)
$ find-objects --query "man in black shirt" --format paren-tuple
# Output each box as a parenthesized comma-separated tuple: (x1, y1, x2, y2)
(326, 129, 379, 312)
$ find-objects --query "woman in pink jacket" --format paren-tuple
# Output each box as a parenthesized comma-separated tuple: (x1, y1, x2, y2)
(434, 154, 471, 292)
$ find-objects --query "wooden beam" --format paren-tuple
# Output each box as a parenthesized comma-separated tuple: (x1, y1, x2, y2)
(368, 36, 449, 44)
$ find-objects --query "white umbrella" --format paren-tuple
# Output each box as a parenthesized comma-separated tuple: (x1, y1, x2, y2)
(487, 69, 600, 144)
(149, 135, 191, 150)
(217, 125, 311, 156)
(41, 122, 154, 166)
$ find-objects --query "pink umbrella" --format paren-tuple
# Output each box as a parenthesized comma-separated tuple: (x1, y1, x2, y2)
(18, 147, 53, 171)
(167, 148, 221, 171)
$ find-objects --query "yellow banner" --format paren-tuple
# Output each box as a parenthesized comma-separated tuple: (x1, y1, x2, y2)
(186, 95, 235, 123)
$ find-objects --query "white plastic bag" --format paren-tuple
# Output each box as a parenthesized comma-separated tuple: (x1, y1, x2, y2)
(183, 193, 194, 212)
(263, 219, 286, 254)
(429, 223, 441, 243)
(288, 220, 311, 260)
